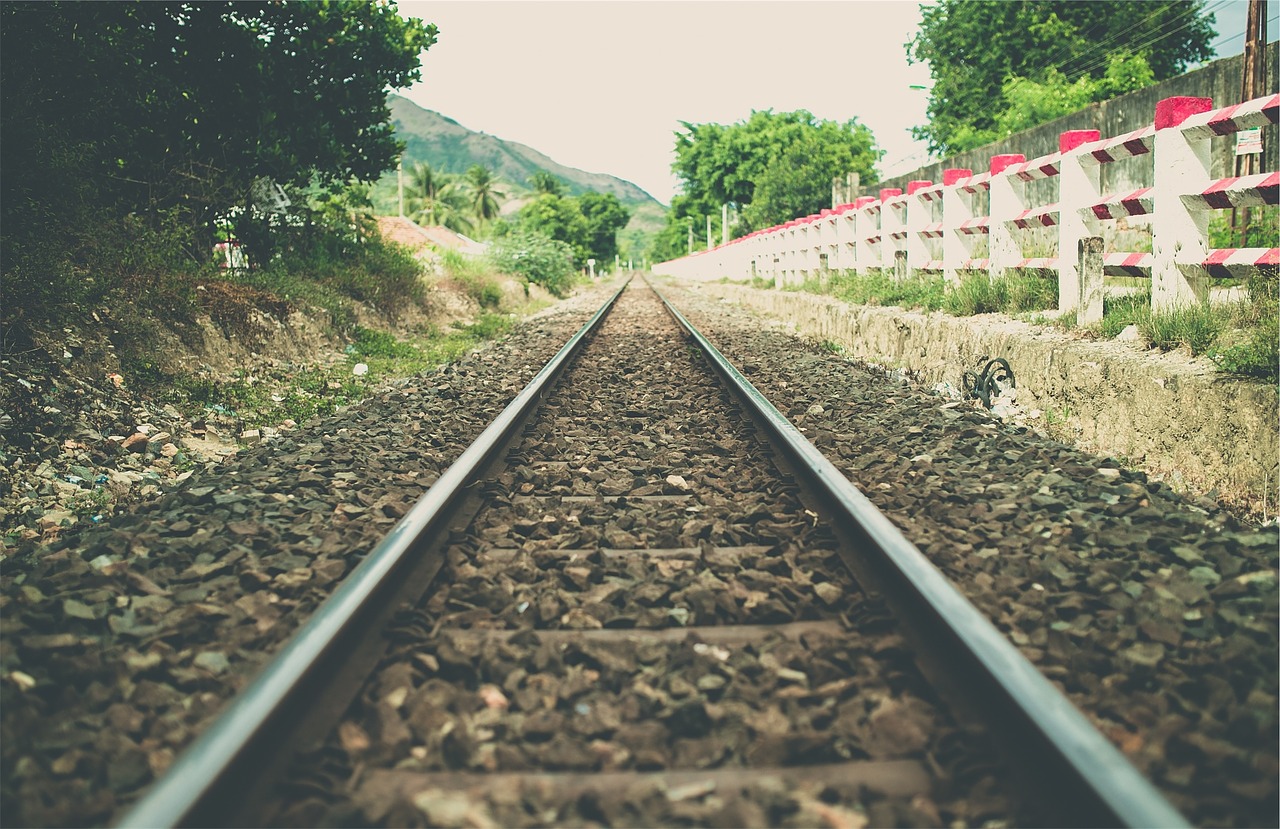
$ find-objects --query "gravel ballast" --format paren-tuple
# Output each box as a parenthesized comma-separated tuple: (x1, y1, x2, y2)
(2, 277, 1274, 827)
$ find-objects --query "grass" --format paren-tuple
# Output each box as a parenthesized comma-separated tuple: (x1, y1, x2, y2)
(1087, 270, 1278, 381)
(810, 270, 946, 312)
(943, 271, 1058, 316)
(157, 312, 518, 433)
(781, 263, 1275, 382)
(441, 248, 508, 308)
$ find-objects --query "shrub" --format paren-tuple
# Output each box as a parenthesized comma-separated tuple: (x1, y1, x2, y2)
(487, 229, 577, 297)
(440, 249, 504, 308)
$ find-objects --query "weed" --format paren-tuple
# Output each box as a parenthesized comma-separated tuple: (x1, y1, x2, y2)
(1099, 290, 1151, 339)
(1141, 303, 1223, 355)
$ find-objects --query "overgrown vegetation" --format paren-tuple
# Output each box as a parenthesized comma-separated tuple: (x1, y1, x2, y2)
(159, 313, 515, 429)
(2, 1, 437, 334)
(487, 230, 580, 297)
(794, 269, 1057, 317)
(786, 266, 1275, 382)
(908, 1, 1215, 155)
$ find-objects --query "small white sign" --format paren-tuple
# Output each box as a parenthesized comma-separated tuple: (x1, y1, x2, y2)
(1235, 127, 1263, 156)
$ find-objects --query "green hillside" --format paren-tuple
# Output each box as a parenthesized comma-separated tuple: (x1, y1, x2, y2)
(371, 95, 666, 249)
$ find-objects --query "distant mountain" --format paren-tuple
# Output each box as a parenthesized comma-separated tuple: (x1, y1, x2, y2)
(386, 95, 662, 210)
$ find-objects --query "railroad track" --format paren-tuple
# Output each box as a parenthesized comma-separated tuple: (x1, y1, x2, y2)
(119, 279, 1187, 828)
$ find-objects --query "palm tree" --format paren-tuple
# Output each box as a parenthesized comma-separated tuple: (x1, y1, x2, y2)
(407, 162, 474, 234)
(464, 165, 504, 226)
(527, 171, 566, 197)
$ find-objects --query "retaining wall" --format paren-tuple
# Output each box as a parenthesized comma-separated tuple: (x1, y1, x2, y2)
(685, 281, 1279, 519)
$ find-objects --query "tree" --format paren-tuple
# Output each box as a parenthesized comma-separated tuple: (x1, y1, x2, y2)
(656, 109, 880, 259)
(577, 192, 631, 264)
(907, 1, 1215, 155)
(1, 1, 437, 285)
(464, 165, 505, 227)
(519, 193, 591, 264)
(528, 171, 567, 197)
(407, 163, 473, 234)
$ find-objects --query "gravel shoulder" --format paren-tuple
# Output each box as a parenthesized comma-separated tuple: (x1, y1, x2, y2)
(2, 277, 1275, 827)
(666, 281, 1279, 827)
(0, 284, 616, 827)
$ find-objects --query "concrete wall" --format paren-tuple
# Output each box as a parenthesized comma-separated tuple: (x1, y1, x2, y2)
(687, 281, 1279, 519)
(880, 44, 1280, 199)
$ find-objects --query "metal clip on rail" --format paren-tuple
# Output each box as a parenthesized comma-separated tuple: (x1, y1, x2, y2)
(963, 357, 1016, 409)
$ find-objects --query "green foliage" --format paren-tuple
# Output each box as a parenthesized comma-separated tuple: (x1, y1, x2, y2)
(1210, 269, 1279, 380)
(1140, 303, 1223, 355)
(820, 271, 946, 312)
(1100, 291, 1150, 338)
(1210, 205, 1280, 249)
(2, 0, 436, 326)
(488, 230, 578, 297)
(528, 172, 568, 197)
(463, 165, 505, 228)
(440, 249, 504, 308)
(908, 1, 1215, 155)
(943, 272, 1058, 316)
(577, 192, 631, 265)
(519, 193, 592, 263)
(655, 110, 881, 262)
(405, 162, 474, 234)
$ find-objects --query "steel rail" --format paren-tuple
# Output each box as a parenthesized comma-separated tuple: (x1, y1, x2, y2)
(648, 279, 1189, 829)
(117, 279, 630, 829)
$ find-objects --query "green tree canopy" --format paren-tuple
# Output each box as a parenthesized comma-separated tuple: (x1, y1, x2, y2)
(653, 110, 880, 261)
(907, 0, 1215, 155)
(577, 192, 631, 264)
(1, 1, 436, 270)
(464, 165, 505, 227)
(519, 193, 591, 263)
(527, 171, 568, 197)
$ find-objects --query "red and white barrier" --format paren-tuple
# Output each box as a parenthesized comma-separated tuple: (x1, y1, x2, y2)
(654, 93, 1278, 322)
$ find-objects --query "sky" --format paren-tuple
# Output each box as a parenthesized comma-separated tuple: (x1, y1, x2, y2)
(396, 0, 1277, 206)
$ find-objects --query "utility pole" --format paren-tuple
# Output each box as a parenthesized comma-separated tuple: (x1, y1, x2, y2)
(1234, 0, 1267, 243)
(397, 158, 404, 218)
(722, 203, 729, 247)
(706, 215, 713, 250)
(687, 221, 693, 255)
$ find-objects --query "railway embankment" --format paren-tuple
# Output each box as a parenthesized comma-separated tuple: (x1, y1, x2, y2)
(683, 280, 1278, 521)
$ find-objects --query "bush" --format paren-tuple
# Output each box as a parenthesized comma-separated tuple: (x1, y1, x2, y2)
(488, 229, 578, 297)
(440, 249, 504, 308)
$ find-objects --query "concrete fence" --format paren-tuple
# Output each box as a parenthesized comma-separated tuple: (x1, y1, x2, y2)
(653, 94, 1278, 324)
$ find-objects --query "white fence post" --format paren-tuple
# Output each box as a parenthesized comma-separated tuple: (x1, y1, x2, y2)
(1057, 129, 1103, 319)
(988, 153, 1026, 280)
(1151, 96, 1215, 310)
(879, 188, 904, 278)
(905, 180, 934, 277)
(941, 168, 974, 289)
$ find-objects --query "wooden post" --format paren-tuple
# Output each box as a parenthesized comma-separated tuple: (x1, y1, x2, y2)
(1233, 0, 1267, 244)
(1077, 236, 1105, 327)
